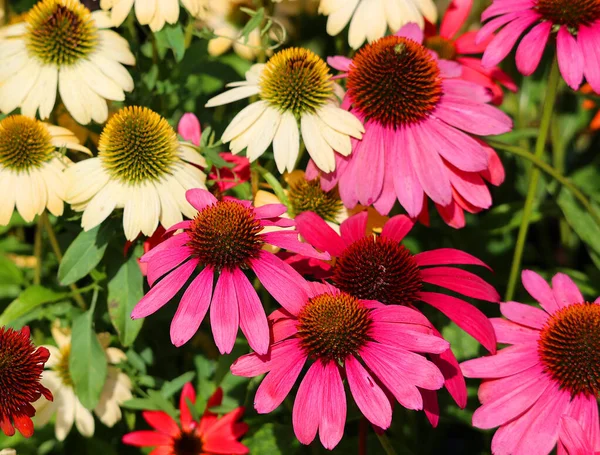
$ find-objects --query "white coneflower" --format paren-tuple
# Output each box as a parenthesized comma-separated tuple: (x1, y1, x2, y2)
(205, 47, 364, 174)
(32, 325, 133, 441)
(319, 0, 437, 49)
(0, 0, 135, 125)
(100, 0, 209, 31)
(65, 106, 208, 240)
(0, 115, 91, 225)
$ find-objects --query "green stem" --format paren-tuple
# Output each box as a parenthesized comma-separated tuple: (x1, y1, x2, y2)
(184, 16, 195, 49)
(376, 432, 398, 455)
(33, 215, 43, 285)
(505, 57, 561, 301)
(40, 213, 88, 310)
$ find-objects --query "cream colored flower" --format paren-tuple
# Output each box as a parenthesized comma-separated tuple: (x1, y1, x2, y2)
(65, 106, 208, 240)
(206, 48, 364, 174)
(100, 0, 209, 31)
(0, 115, 91, 225)
(319, 0, 437, 49)
(0, 0, 135, 125)
(33, 324, 133, 441)
(0, 450, 16, 455)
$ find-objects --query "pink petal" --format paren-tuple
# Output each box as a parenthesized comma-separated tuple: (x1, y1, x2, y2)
(490, 318, 539, 345)
(381, 215, 414, 242)
(340, 211, 368, 245)
(392, 127, 424, 217)
(292, 362, 322, 445)
(272, 317, 298, 343)
(185, 188, 217, 212)
(355, 125, 385, 206)
(170, 266, 214, 347)
(165, 220, 192, 233)
(179, 383, 197, 432)
(579, 24, 600, 94)
(477, 363, 545, 404)
(210, 269, 239, 355)
(448, 167, 493, 209)
(566, 394, 600, 451)
(231, 338, 302, 377)
(262, 231, 331, 260)
(481, 13, 540, 68)
(481, 142, 506, 186)
(430, 346, 467, 408)
(131, 259, 198, 319)
(440, 0, 472, 39)
(522, 269, 560, 313)
(178, 113, 201, 146)
(434, 98, 513, 136)
(370, 305, 432, 326)
(421, 389, 440, 427)
(250, 250, 311, 315)
(500, 301, 548, 329)
(516, 22, 551, 76)
(395, 22, 424, 43)
(409, 123, 453, 206)
(557, 27, 584, 90)
(552, 273, 585, 307)
(232, 268, 269, 355)
(345, 355, 391, 429)
(371, 322, 449, 354)
(141, 233, 190, 263)
(477, 11, 523, 44)
(472, 373, 552, 429)
(481, 0, 535, 22)
(460, 344, 540, 378)
(122, 431, 173, 447)
(254, 351, 306, 413)
(454, 30, 491, 54)
(415, 248, 491, 269)
(147, 246, 193, 287)
(254, 203, 288, 219)
(318, 362, 347, 450)
(421, 267, 499, 302)
(142, 411, 179, 436)
(372, 166, 397, 215)
(560, 416, 594, 455)
(327, 56, 352, 72)
(294, 211, 346, 257)
(419, 291, 497, 353)
(438, 59, 463, 78)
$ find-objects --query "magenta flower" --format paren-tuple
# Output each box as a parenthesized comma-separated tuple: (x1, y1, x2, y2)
(295, 210, 500, 425)
(231, 281, 447, 449)
(461, 270, 600, 455)
(311, 23, 512, 228)
(479, 0, 600, 91)
(131, 188, 330, 354)
(423, 0, 517, 105)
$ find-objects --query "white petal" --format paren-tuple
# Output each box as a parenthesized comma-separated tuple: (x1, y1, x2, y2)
(55, 388, 76, 441)
(15, 171, 41, 222)
(326, 1, 359, 36)
(0, 23, 26, 38)
(205, 85, 260, 108)
(140, 183, 161, 236)
(81, 181, 121, 231)
(414, 0, 437, 23)
(41, 162, 65, 217)
(222, 100, 268, 143)
(92, 10, 114, 29)
(74, 398, 95, 437)
(160, 0, 180, 24)
(122, 185, 144, 240)
(59, 67, 91, 125)
(246, 107, 281, 162)
(178, 144, 208, 167)
(22, 65, 58, 120)
(110, 0, 135, 25)
(301, 114, 335, 173)
(77, 61, 125, 101)
(0, 59, 42, 114)
(0, 50, 28, 80)
(157, 181, 183, 229)
(0, 39, 26, 60)
(348, 0, 371, 49)
(316, 104, 364, 137)
(90, 53, 134, 92)
(98, 30, 136, 65)
(0, 170, 16, 225)
(317, 118, 352, 156)
(134, 0, 155, 24)
(272, 111, 299, 173)
(65, 159, 110, 204)
(163, 170, 196, 219)
(245, 63, 266, 84)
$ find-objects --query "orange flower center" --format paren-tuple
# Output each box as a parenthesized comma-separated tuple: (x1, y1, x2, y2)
(297, 292, 373, 362)
(187, 201, 264, 271)
(538, 303, 600, 397)
(347, 36, 443, 128)
(332, 236, 422, 306)
(535, 0, 600, 28)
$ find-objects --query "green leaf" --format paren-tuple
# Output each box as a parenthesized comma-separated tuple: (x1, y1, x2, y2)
(165, 23, 186, 62)
(161, 371, 196, 398)
(441, 323, 480, 361)
(121, 398, 161, 411)
(0, 254, 24, 286)
(107, 252, 144, 347)
(69, 309, 108, 410)
(557, 189, 600, 256)
(58, 222, 115, 286)
(0, 286, 66, 327)
(239, 8, 264, 44)
(146, 389, 178, 420)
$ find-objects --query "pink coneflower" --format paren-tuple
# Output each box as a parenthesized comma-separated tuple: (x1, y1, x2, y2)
(177, 113, 250, 192)
(461, 271, 600, 455)
(479, 0, 600, 91)
(0, 326, 53, 437)
(295, 210, 499, 425)
(231, 281, 448, 449)
(123, 383, 249, 455)
(312, 23, 512, 228)
(423, 0, 517, 105)
(131, 188, 329, 354)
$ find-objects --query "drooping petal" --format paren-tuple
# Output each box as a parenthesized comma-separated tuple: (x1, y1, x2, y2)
(294, 211, 347, 256)
(210, 269, 239, 355)
(461, 344, 540, 378)
(232, 268, 269, 355)
(318, 362, 346, 450)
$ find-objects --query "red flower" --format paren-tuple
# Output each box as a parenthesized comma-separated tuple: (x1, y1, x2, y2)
(0, 326, 53, 438)
(122, 383, 249, 455)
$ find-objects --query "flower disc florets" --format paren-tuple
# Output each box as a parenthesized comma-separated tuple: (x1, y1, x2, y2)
(259, 48, 334, 117)
(347, 36, 443, 128)
(25, 0, 98, 66)
(538, 302, 600, 397)
(332, 236, 423, 306)
(297, 292, 373, 363)
(287, 178, 343, 222)
(535, 0, 600, 28)
(0, 116, 54, 171)
(98, 106, 180, 183)
(187, 201, 264, 271)
(173, 431, 203, 455)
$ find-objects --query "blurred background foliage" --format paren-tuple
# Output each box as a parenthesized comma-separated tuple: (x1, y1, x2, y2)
(1, 0, 599, 453)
